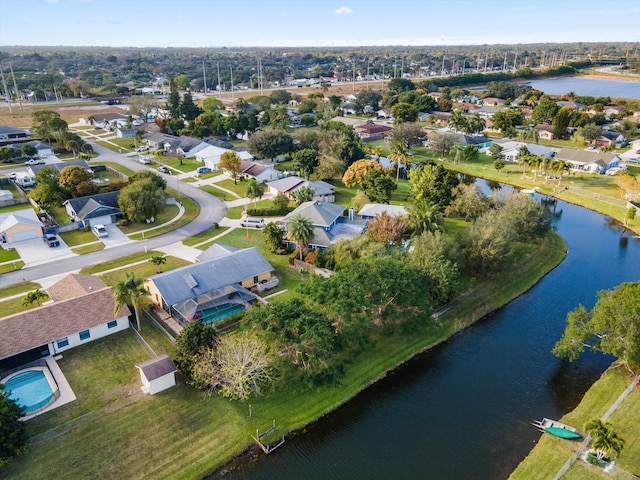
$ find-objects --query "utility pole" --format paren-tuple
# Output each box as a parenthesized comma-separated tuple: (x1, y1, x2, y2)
(366, 61, 370, 89)
(202, 61, 207, 96)
(217, 62, 221, 100)
(484, 54, 488, 73)
(441, 56, 445, 76)
(0, 66, 12, 114)
(9, 62, 22, 110)
(513, 53, 517, 73)
(401, 57, 404, 77)
(381, 64, 385, 90)
(503, 52, 508, 71)
(230, 67, 234, 103)
(352, 59, 355, 92)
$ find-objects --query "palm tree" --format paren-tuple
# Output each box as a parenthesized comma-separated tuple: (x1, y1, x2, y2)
(388, 142, 409, 185)
(22, 288, 47, 307)
(449, 110, 468, 133)
(367, 144, 382, 161)
(585, 419, 625, 461)
(245, 178, 265, 207)
(466, 114, 486, 135)
(407, 198, 442, 235)
(550, 159, 570, 187)
(113, 272, 149, 331)
(286, 215, 314, 260)
(149, 255, 167, 273)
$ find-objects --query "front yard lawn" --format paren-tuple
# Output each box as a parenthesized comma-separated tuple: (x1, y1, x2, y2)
(99, 255, 192, 287)
(214, 178, 248, 198)
(59, 229, 97, 247)
(182, 226, 229, 246)
(0, 247, 20, 263)
(158, 156, 201, 173)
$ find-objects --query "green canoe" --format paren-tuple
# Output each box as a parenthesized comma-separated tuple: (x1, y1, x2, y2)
(544, 427, 582, 440)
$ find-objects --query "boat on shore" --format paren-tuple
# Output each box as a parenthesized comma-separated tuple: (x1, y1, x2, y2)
(531, 418, 582, 440)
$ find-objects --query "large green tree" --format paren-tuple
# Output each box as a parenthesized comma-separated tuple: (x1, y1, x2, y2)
(118, 177, 166, 223)
(292, 148, 319, 179)
(247, 130, 294, 162)
(218, 151, 242, 184)
(59, 165, 96, 198)
(173, 320, 217, 382)
(390, 122, 424, 149)
(262, 222, 285, 253)
(0, 388, 28, 466)
(392, 102, 418, 124)
(584, 419, 625, 461)
(28, 167, 66, 208)
(553, 281, 640, 372)
(245, 177, 265, 207)
(409, 164, 459, 209)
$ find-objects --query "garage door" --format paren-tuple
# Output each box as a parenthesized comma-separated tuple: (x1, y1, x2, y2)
(10, 229, 40, 242)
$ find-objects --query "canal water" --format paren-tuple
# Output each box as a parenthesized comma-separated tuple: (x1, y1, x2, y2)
(215, 187, 640, 479)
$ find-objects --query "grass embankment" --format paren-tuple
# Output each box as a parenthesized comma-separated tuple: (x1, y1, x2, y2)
(443, 155, 640, 234)
(0, 261, 24, 274)
(1, 230, 567, 480)
(71, 243, 105, 255)
(510, 367, 640, 480)
(0, 248, 20, 263)
(99, 256, 191, 287)
(79, 251, 162, 274)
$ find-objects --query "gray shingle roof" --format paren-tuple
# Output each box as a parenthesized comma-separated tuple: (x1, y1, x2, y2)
(148, 247, 274, 306)
(282, 201, 345, 227)
(136, 354, 176, 380)
(30, 160, 90, 175)
(555, 148, 619, 165)
(64, 191, 121, 220)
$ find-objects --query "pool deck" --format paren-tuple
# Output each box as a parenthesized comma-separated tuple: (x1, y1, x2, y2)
(22, 356, 76, 421)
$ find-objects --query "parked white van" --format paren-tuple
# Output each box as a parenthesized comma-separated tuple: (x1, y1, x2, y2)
(240, 217, 264, 228)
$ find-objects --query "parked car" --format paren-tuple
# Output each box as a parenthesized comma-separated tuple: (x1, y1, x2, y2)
(9, 172, 17, 180)
(92, 224, 109, 238)
(240, 217, 265, 228)
(136, 146, 150, 152)
(139, 156, 150, 165)
(197, 167, 211, 174)
(43, 234, 60, 247)
(157, 166, 170, 174)
(25, 158, 44, 165)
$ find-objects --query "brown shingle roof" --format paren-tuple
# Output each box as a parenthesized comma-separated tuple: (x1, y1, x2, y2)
(0, 288, 130, 359)
(47, 274, 108, 301)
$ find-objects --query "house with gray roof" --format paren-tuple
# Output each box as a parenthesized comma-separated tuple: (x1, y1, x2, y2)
(281, 200, 366, 249)
(555, 148, 622, 174)
(144, 247, 275, 326)
(239, 160, 280, 183)
(63, 191, 121, 226)
(0, 126, 29, 143)
(29, 160, 90, 177)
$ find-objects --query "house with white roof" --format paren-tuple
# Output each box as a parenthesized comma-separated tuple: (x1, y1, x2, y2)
(0, 210, 44, 244)
(358, 204, 408, 220)
(195, 145, 254, 171)
(555, 148, 622, 174)
(266, 176, 335, 203)
(499, 141, 557, 163)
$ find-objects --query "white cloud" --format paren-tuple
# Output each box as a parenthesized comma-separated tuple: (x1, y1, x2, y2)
(331, 6, 353, 15)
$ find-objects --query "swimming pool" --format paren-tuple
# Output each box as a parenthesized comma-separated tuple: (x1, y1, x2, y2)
(198, 303, 245, 325)
(2, 367, 58, 414)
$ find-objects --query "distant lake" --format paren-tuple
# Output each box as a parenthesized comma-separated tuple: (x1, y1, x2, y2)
(525, 76, 640, 99)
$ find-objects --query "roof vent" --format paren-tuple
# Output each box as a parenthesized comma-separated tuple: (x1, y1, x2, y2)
(183, 272, 198, 289)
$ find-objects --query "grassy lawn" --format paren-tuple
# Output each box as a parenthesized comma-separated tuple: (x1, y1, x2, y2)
(99, 256, 192, 287)
(0, 281, 42, 300)
(0, 247, 20, 262)
(331, 179, 358, 207)
(72, 243, 105, 255)
(79, 250, 163, 274)
(510, 367, 638, 480)
(182, 226, 229, 246)
(127, 192, 200, 240)
(59, 229, 97, 247)
(213, 178, 247, 198)
(200, 184, 229, 199)
(0, 261, 24, 274)
(3, 230, 567, 480)
(47, 204, 71, 224)
(197, 170, 224, 180)
(226, 199, 273, 219)
(0, 202, 33, 214)
(446, 156, 640, 234)
(158, 156, 201, 173)
(0, 291, 51, 317)
(119, 205, 179, 235)
(100, 162, 136, 177)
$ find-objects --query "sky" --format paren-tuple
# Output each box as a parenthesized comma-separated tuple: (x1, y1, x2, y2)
(1, 0, 639, 48)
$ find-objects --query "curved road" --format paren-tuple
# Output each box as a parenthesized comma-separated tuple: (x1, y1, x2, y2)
(0, 142, 227, 289)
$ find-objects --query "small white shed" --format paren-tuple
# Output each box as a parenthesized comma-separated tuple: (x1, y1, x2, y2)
(135, 354, 177, 395)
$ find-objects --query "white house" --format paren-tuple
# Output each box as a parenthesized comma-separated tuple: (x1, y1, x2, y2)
(239, 160, 280, 183)
(196, 145, 254, 171)
(0, 274, 130, 371)
(555, 148, 622, 174)
(266, 176, 335, 203)
(499, 141, 557, 163)
(135, 354, 177, 395)
(0, 208, 44, 244)
(358, 204, 408, 220)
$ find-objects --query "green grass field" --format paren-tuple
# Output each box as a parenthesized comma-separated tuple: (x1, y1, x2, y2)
(0, 290, 51, 317)
(0, 261, 24, 274)
(71, 243, 105, 255)
(181, 226, 229, 246)
(98, 256, 191, 287)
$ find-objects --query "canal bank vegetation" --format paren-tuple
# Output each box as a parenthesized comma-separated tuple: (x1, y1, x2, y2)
(2, 165, 568, 479)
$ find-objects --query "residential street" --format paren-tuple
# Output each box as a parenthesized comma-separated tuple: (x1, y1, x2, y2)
(0, 141, 227, 289)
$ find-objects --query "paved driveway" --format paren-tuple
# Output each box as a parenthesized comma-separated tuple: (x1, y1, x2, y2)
(13, 236, 76, 267)
(98, 223, 131, 248)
